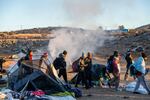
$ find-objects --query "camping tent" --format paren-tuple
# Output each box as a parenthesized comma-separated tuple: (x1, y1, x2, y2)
(7, 59, 75, 99)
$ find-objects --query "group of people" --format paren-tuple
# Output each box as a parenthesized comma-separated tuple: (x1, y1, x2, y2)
(16, 48, 150, 94)
(75, 52, 92, 89)
(106, 49, 150, 94)
(124, 49, 150, 94)
(40, 50, 93, 90)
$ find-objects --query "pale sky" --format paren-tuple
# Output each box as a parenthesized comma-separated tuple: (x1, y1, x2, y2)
(0, 0, 150, 31)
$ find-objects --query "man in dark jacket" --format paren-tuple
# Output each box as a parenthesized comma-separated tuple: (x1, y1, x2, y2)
(58, 50, 68, 83)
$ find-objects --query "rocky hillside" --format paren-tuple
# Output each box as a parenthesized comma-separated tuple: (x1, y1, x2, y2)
(97, 24, 150, 60)
(0, 24, 150, 57)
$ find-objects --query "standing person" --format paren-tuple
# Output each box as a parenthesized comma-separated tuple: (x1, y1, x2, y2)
(39, 52, 52, 73)
(75, 56, 86, 87)
(84, 52, 92, 89)
(58, 50, 68, 83)
(25, 49, 33, 61)
(133, 52, 150, 94)
(109, 51, 121, 91)
(124, 49, 135, 80)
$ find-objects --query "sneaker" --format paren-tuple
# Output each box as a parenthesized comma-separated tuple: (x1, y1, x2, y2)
(87, 94, 92, 96)
(133, 92, 140, 94)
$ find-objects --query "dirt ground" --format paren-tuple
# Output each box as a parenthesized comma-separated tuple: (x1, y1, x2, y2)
(77, 87, 150, 100)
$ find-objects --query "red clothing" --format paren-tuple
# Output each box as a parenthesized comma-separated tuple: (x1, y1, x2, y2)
(29, 52, 33, 61)
(136, 71, 142, 77)
(31, 90, 45, 96)
(112, 58, 120, 74)
(112, 57, 120, 80)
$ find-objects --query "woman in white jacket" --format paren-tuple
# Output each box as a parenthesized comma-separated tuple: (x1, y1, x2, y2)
(133, 52, 150, 94)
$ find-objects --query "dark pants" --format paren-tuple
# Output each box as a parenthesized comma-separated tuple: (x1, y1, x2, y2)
(75, 70, 86, 87)
(124, 65, 136, 80)
(58, 68, 68, 83)
(85, 70, 92, 89)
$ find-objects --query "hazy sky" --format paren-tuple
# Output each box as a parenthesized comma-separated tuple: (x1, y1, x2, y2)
(0, 0, 150, 31)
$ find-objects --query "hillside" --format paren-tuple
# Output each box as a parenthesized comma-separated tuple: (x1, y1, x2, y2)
(97, 24, 150, 62)
(0, 24, 150, 57)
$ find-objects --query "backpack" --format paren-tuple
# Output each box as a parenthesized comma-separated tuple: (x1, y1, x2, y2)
(130, 65, 141, 76)
(53, 57, 61, 70)
(106, 55, 114, 73)
(72, 59, 80, 72)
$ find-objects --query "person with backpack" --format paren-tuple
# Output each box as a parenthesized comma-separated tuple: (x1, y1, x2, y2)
(106, 51, 119, 76)
(108, 51, 121, 91)
(57, 50, 68, 83)
(106, 55, 114, 73)
(53, 55, 62, 70)
(133, 52, 150, 94)
(124, 49, 135, 81)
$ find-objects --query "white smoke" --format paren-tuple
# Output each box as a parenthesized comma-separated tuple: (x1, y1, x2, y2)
(48, 28, 113, 64)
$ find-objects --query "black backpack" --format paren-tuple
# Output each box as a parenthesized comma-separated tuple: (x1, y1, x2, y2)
(106, 55, 114, 73)
(53, 57, 61, 70)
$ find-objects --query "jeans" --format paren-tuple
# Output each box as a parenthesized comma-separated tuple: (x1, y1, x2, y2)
(134, 75, 150, 93)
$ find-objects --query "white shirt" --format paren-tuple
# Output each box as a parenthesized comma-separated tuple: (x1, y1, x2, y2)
(133, 57, 146, 74)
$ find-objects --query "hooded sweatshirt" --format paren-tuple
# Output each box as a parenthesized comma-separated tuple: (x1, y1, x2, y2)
(133, 57, 146, 75)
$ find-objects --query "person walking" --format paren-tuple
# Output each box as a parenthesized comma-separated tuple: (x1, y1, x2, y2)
(58, 50, 68, 83)
(124, 49, 135, 80)
(108, 51, 121, 91)
(133, 52, 150, 94)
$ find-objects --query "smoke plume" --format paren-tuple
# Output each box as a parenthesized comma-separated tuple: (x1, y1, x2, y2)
(48, 28, 113, 64)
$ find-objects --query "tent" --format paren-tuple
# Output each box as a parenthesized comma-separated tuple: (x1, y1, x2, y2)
(70, 63, 109, 84)
(7, 58, 75, 99)
(91, 64, 108, 81)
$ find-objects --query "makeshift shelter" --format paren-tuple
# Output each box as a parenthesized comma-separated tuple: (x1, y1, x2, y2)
(91, 64, 108, 81)
(70, 63, 109, 84)
(7, 59, 75, 98)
